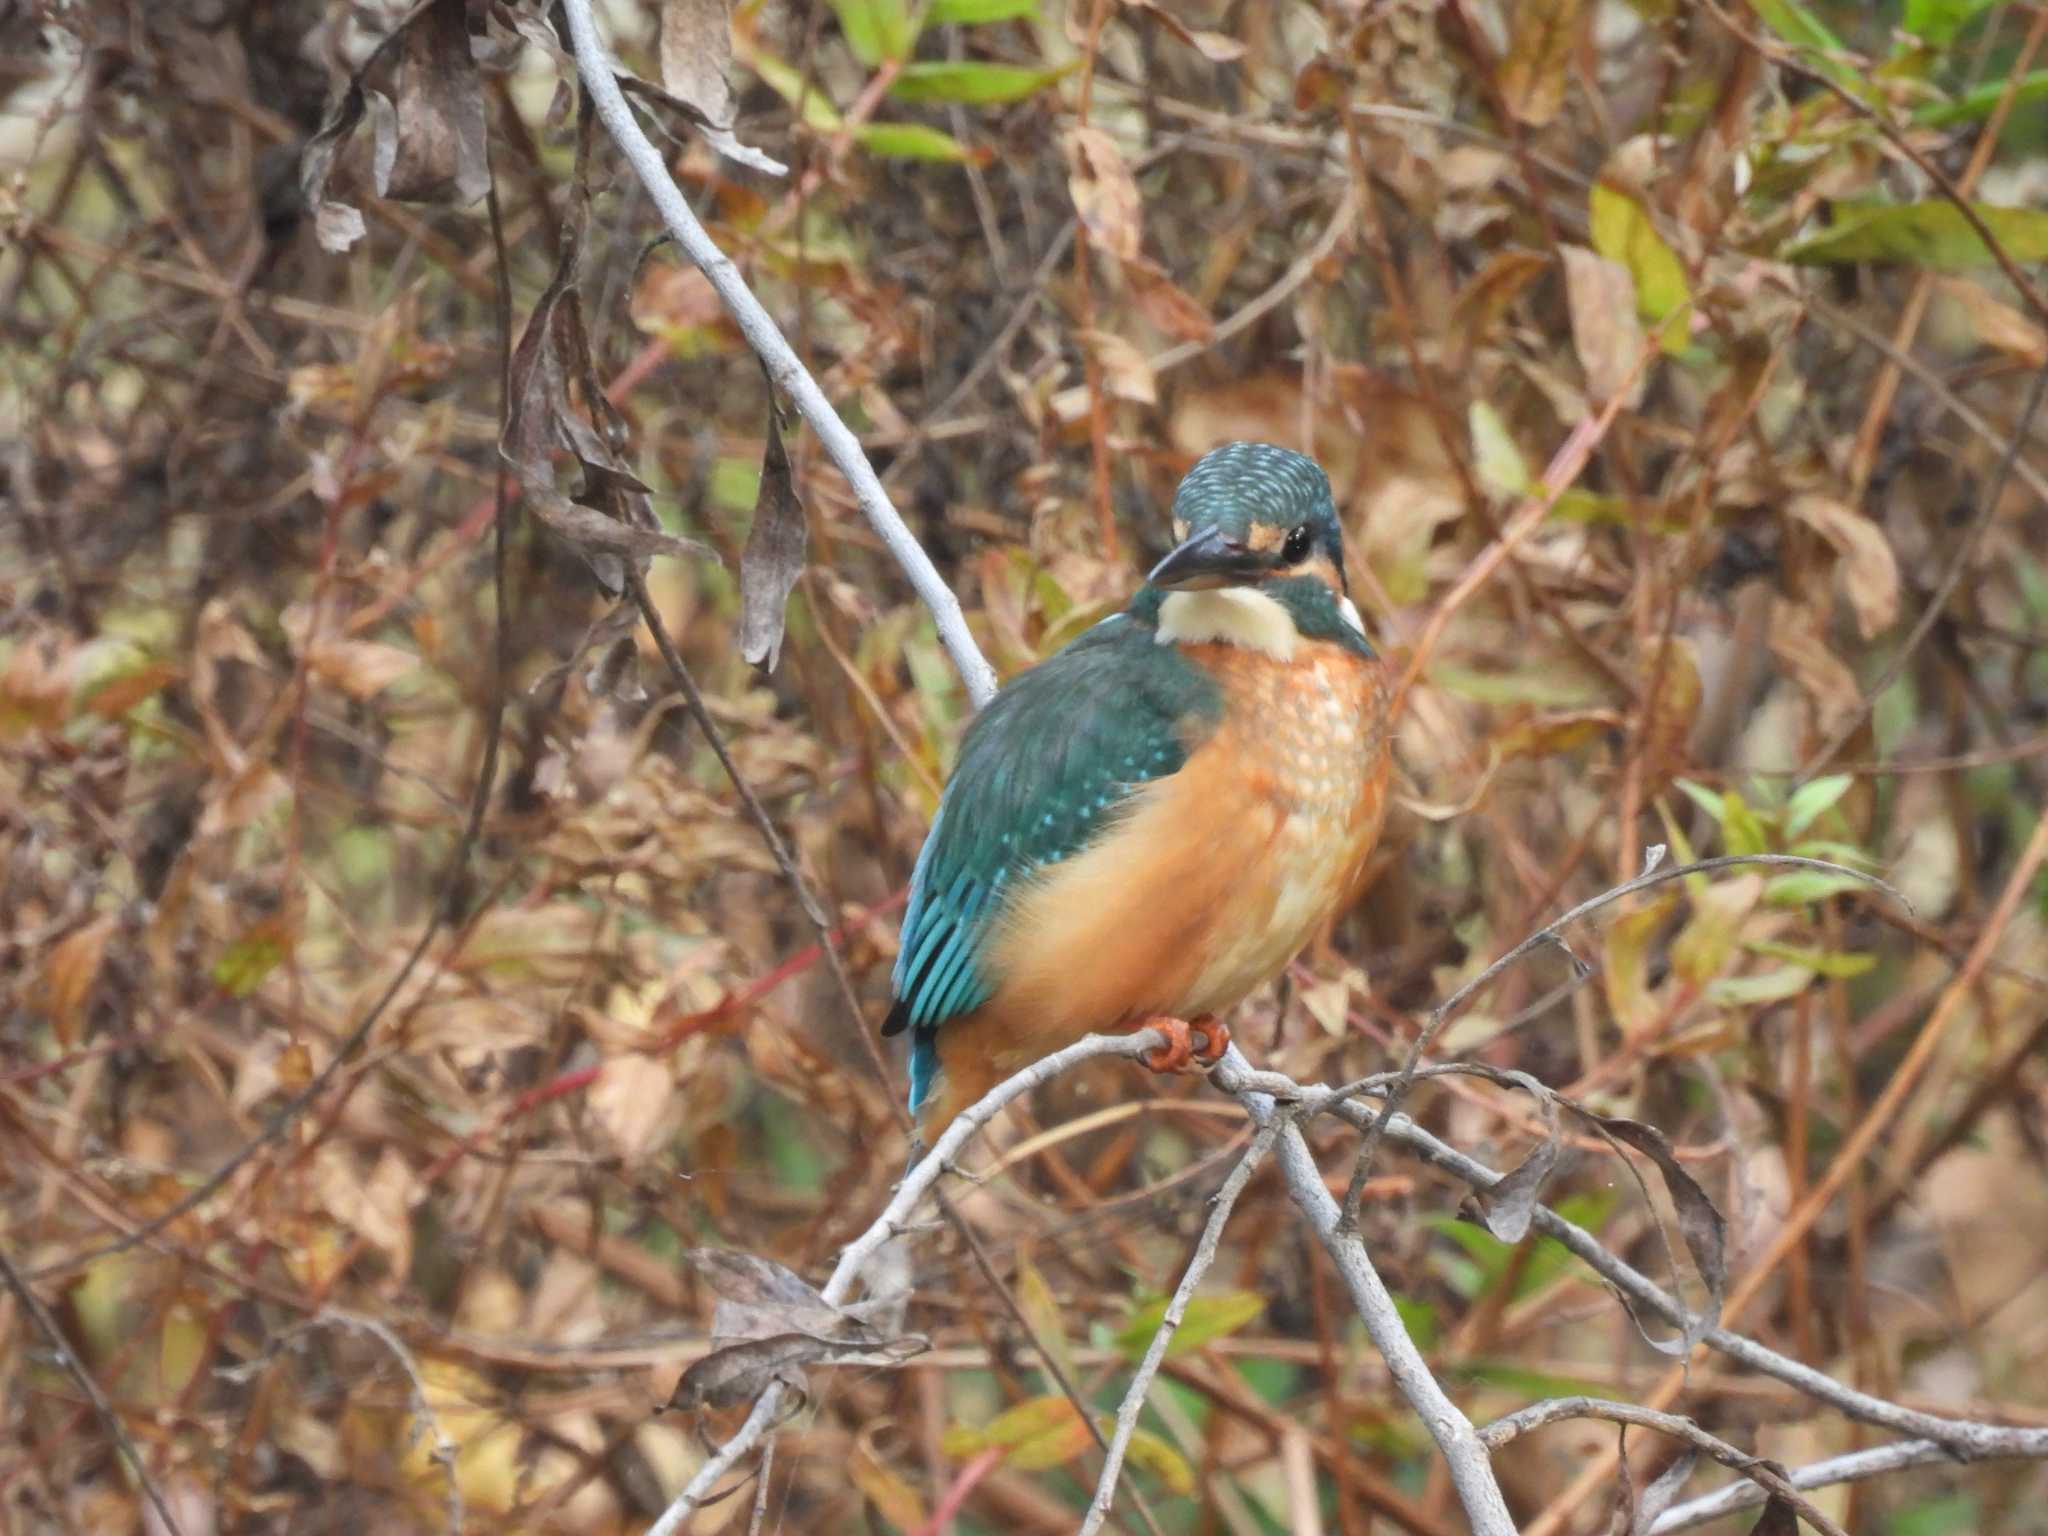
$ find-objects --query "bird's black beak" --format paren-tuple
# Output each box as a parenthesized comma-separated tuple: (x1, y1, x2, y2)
(1147, 524, 1271, 591)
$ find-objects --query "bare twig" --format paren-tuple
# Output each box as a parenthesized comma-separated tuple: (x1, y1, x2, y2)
(644, 1029, 1169, 1534)
(1478, 1396, 1849, 1536)
(1214, 1052, 1518, 1536)
(1801, 359, 2048, 776)
(1649, 1438, 2028, 1533)
(1079, 1116, 1284, 1536)
(0, 1240, 188, 1536)
(559, 0, 997, 707)
(1336, 851, 1906, 1231)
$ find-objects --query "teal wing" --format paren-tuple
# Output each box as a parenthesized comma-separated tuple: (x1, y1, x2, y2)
(885, 605, 1220, 1113)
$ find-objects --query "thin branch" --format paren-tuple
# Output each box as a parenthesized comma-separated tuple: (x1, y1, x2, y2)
(1477, 1397, 1849, 1536)
(1801, 358, 2048, 777)
(0, 1240, 188, 1536)
(1080, 1116, 1284, 1536)
(30, 179, 520, 1287)
(1649, 1439, 2018, 1533)
(559, 0, 997, 708)
(1336, 851, 1906, 1230)
(1219, 1052, 1519, 1536)
(644, 1029, 1169, 1534)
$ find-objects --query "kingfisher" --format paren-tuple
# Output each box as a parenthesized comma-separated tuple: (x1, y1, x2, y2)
(883, 442, 1393, 1142)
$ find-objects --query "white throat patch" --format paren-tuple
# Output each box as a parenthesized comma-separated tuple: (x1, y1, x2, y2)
(1156, 588, 1299, 661)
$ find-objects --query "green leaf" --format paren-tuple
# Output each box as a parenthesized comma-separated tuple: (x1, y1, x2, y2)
(1902, 0, 1994, 47)
(1013, 1256, 1076, 1395)
(1468, 400, 1530, 497)
(1916, 71, 2048, 127)
(1721, 791, 1768, 857)
(1706, 965, 1817, 1005)
(944, 1395, 1090, 1470)
(1671, 875, 1762, 986)
(1674, 778, 1725, 823)
(1765, 870, 1875, 906)
(850, 121, 982, 161)
(832, 0, 917, 65)
(929, 0, 1040, 19)
(1749, 0, 1870, 96)
(1589, 183, 1691, 350)
(1744, 938, 1876, 978)
(213, 931, 287, 997)
(1114, 1290, 1265, 1360)
(1784, 773, 1853, 837)
(1113, 1425, 1196, 1495)
(888, 59, 1072, 103)
(746, 48, 845, 130)
(1783, 202, 2048, 271)
(1391, 1293, 1439, 1351)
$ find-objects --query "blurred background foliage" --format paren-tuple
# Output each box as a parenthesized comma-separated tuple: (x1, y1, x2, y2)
(2, 0, 2047, 1530)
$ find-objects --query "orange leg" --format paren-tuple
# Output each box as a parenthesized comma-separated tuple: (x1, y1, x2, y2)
(1134, 1015, 1230, 1073)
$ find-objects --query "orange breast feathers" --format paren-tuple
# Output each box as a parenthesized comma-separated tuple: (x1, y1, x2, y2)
(930, 638, 1390, 1104)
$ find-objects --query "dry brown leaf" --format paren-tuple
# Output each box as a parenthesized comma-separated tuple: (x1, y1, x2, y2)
(1498, 0, 1585, 126)
(1122, 254, 1213, 343)
(655, 0, 784, 173)
(1936, 275, 2047, 365)
(1769, 595, 1863, 736)
(1791, 494, 1900, 638)
(1120, 0, 1246, 61)
(1080, 328, 1157, 404)
(42, 915, 115, 1046)
(1063, 125, 1142, 263)
(737, 405, 807, 671)
(1561, 244, 1646, 406)
(587, 1053, 679, 1160)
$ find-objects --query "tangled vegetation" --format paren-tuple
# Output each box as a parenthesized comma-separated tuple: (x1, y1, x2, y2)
(3, 0, 2047, 1531)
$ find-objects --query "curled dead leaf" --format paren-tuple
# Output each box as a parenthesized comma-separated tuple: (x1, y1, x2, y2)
(1790, 494, 1900, 639)
(1062, 125, 1142, 263)
(737, 405, 807, 671)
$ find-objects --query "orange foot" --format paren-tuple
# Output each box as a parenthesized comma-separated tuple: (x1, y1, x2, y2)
(1135, 1015, 1231, 1073)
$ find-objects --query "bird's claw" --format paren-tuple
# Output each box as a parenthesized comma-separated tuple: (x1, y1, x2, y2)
(1138, 1016, 1229, 1073)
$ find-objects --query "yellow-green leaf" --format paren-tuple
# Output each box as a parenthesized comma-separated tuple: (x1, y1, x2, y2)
(1469, 400, 1530, 498)
(1014, 1255, 1077, 1392)
(745, 48, 845, 130)
(1765, 870, 1872, 906)
(1783, 202, 2048, 272)
(851, 122, 983, 162)
(1744, 938, 1876, 977)
(1116, 1424, 1196, 1495)
(1602, 892, 1678, 1034)
(1589, 183, 1690, 350)
(1115, 1290, 1265, 1361)
(1706, 965, 1816, 1005)
(832, 0, 917, 65)
(1784, 774, 1853, 837)
(929, 0, 1039, 19)
(889, 60, 1072, 104)
(1671, 874, 1762, 986)
(957, 1395, 1091, 1470)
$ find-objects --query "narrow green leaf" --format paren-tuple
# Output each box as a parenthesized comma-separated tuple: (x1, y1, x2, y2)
(1902, 0, 1995, 47)
(1764, 870, 1872, 906)
(1114, 1290, 1265, 1360)
(929, 0, 1040, 20)
(1706, 965, 1816, 1005)
(746, 48, 845, 130)
(1916, 71, 2048, 127)
(1784, 773, 1853, 837)
(832, 0, 917, 65)
(1721, 791, 1768, 857)
(888, 59, 1072, 103)
(1783, 202, 2048, 271)
(1673, 777, 1725, 823)
(1745, 938, 1877, 978)
(851, 121, 982, 162)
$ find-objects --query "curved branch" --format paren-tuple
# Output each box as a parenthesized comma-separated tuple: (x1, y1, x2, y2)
(558, 0, 999, 709)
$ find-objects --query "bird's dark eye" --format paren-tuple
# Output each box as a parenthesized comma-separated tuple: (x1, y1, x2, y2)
(1282, 523, 1314, 564)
